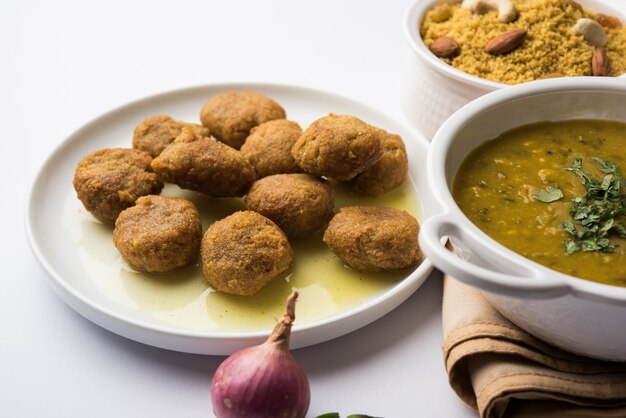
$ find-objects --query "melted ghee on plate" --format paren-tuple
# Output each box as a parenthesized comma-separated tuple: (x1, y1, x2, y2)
(62, 181, 420, 332)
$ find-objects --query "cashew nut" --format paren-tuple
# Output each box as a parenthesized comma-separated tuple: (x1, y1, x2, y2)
(574, 18, 607, 47)
(461, 0, 517, 23)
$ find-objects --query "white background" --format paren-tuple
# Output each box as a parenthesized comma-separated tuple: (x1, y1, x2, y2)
(6, 0, 622, 417)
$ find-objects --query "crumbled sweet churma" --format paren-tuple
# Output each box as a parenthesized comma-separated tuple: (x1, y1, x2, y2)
(421, 0, 626, 84)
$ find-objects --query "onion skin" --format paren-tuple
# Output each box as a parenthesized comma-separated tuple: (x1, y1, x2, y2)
(211, 291, 311, 418)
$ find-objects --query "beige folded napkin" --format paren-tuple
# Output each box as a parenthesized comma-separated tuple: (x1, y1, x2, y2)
(443, 274, 626, 418)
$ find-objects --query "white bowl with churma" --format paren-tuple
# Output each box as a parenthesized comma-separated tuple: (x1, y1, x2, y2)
(401, 0, 626, 139)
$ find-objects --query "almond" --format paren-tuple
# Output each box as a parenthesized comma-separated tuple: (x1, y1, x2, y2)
(592, 47, 611, 76)
(596, 14, 623, 29)
(485, 29, 527, 55)
(429, 36, 460, 58)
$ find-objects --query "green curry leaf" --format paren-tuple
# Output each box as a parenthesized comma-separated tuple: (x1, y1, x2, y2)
(346, 415, 382, 418)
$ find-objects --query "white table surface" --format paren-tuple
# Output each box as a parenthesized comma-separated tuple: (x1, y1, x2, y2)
(8, 0, 624, 416)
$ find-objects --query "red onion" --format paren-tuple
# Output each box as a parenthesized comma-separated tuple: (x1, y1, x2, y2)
(211, 291, 311, 418)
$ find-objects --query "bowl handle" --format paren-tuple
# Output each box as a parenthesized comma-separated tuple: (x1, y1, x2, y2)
(419, 213, 571, 299)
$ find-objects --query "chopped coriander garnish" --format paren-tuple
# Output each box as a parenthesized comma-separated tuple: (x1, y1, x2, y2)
(561, 157, 626, 254)
(532, 186, 564, 202)
(563, 239, 580, 255)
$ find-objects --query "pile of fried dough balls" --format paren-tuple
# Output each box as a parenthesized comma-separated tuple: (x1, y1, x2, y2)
(73, 91, 422, 296)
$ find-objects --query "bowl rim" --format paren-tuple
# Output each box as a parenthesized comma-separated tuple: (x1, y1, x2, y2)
(403, 0, 626, 90)
(426, 77, 626, 303)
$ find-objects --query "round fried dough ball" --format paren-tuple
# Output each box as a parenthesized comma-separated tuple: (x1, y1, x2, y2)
(348, 132, 408, 196)
(132, 114, 210, 158)
(113, 195, 202, 273)
(151, 127, 255, 197)
(291, 114, 383, 181)
(200, 91, 286, 149)
(240, 119, 303, 178)
(201, 211, 293, 296)
(323, 206, 421, 271)
(73, 148, 163, 224)
(244, 174, 334, 238)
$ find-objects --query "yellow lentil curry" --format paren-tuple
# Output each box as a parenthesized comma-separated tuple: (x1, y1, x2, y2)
(421, 0, 626, 84)
(453, 120, 626, 285)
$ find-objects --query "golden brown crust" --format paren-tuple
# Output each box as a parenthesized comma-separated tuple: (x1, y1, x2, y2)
(348, 132, 408, 196)
(291, 114, 383, 181)
(201, 211, 293, 296)
(240, 119, 303, 178)
(323, 206, 421, 271)
(200, 91, 286, 149)
(150, 127, 256, 197)
(132, 115, 210, 158)
(73, 148, 163, 224)
(244, 173, 334, 238)
(113, 195, 202, 273)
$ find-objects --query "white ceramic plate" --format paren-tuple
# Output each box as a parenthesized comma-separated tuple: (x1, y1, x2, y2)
(25, 83, 434, 355)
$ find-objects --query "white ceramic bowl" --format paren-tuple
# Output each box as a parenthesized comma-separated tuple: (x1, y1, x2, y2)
(401, 0, 626, 140)
(419, 77, 626, 361)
